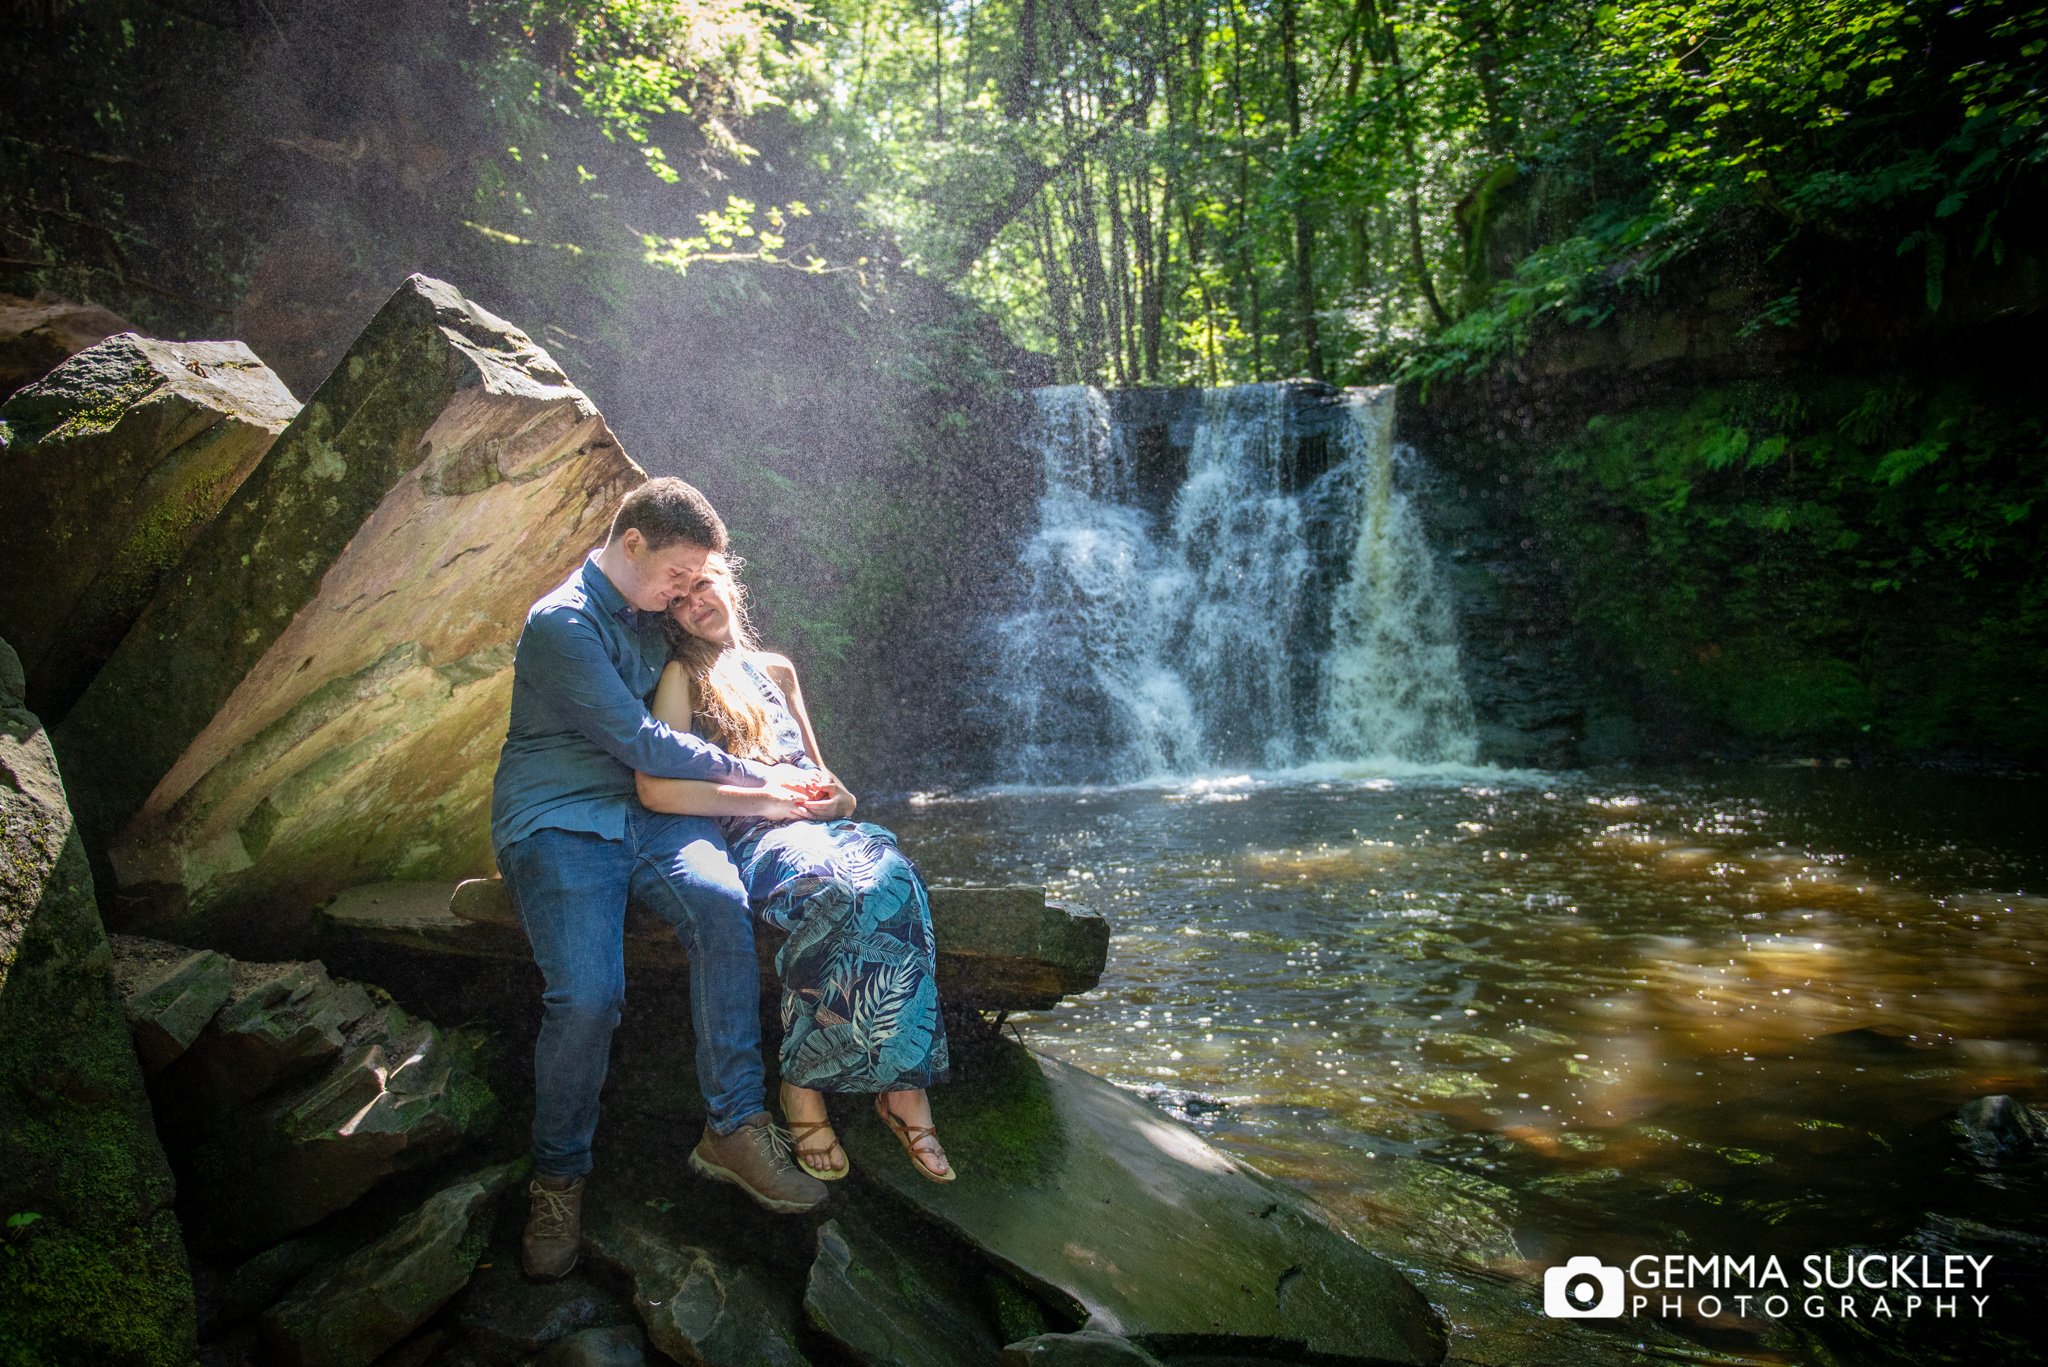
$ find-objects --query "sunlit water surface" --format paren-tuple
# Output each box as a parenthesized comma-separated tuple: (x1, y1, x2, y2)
(872, 765, 2048, 1357)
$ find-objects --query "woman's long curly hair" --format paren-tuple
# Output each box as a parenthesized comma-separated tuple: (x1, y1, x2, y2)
(657, 553, 777, 761)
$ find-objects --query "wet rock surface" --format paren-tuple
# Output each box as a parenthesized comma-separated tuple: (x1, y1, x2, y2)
(841, 1035, 1447, 1366)
(1000, 1331, 1168, 1366)
(1953, 1093, 2047, 1164)
(54, 273, 642, 954)
(259, 1160, 521, 1367)
(0, 332, 299, 720)
(0, 637, 196, 1367)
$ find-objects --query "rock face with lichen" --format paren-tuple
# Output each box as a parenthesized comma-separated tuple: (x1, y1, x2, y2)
(0, 333, 299, 720)
(54, 273, 643, 954)
(0, 637, 197, 1367)
(0, 291, 131, 398)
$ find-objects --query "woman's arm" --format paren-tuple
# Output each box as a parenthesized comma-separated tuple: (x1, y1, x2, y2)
(634, 662, 817, 820)
(758, 653, 857, 819)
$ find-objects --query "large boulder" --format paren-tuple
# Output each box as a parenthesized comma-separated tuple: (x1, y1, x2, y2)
(0, 333, 299, 719)
(55, 273, 642, 954)
(843, 1039, 1446, 1366)
(0, 290, 130, 397)
(259, 1160, 522, 1367)
(0, 637, 196, 1366)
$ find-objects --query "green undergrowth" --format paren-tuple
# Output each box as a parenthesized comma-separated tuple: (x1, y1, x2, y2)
(1529, 375, 2048, 759)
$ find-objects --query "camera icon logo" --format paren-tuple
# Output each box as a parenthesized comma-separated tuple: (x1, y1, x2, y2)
(1544, 1256, 1625, 1318)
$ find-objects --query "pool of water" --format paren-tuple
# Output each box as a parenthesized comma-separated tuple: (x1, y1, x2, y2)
(871, 764, 2048, 1359)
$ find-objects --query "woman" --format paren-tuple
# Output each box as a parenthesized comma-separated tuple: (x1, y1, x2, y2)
(634, 553, 953, 1183)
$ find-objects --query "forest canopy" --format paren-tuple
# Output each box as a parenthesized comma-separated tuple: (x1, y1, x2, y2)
(474, 0, 2048, 384)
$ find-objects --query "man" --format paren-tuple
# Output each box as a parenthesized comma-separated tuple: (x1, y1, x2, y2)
(491, 476, 828, 1281)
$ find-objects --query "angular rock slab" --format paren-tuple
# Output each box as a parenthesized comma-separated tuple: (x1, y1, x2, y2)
(0, 637, 196, 1366)
(844, 1041, 1445, 1365)
(0, 332, 299, 719)
(110, 939, 235, 1070)
(145, 951, 499, 1250)
(0, 290, 130, 396)
(260, 1160, 521, 1367)
(584, 1198, 810, 1367)
(803, 1213, 1005, 1367)
(56, 273, 642, 952)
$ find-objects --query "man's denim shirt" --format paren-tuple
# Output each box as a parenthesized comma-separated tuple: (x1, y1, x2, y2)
(490, 552, 767, 855)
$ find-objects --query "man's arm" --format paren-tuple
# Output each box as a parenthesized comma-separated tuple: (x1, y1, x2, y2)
(518, 606, 767, 785)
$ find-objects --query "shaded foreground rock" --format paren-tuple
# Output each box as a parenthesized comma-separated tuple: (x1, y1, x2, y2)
(844, 1038, 1446, 1365)
(0, 637, 196, 1366)
(535, 1324, 655, 1367)
(321, 878, 1108, 1011)
(803, 1213, 1005, 1366)
(1001, 1331, 1168, 1366)
(447, 1258, 637, 1361)
(0, 290, 130, 396)
(259, 1159, 521, 1367)
(112, 937, 499, 1250)
(583, 1196, 809, 1367)
(55, 273, 642, 952)
(0, 332, 299, 719)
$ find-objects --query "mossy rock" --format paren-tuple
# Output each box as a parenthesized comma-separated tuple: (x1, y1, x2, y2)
(0, 660, 196, 1366)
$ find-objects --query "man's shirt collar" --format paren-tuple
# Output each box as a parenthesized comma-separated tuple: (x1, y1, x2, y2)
(580, 551, 643, 626)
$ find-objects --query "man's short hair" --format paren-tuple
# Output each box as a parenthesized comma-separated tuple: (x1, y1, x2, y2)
(610, 477, 728, 552)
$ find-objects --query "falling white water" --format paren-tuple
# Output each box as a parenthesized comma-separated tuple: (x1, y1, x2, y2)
(1318, 398, 1481, 764)
(995, 383, 1476, 782)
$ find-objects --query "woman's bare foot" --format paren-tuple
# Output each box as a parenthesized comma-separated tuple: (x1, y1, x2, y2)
(779, 1082, 848, 1180)
(875, 1089, 952, 1181)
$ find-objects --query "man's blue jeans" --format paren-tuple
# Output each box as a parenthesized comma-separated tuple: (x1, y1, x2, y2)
(498, 809, 765, 1179)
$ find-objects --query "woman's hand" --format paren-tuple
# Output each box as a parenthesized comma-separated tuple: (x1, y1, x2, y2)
(800, 777, 857, 821)
(755, 776, 828, 822)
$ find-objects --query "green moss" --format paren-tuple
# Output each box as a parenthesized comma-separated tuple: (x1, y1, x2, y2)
(927, 1036, 1067, 1188)
(985, 1269, 1053, 1342)
(1528, 374, 2048, 760)
(0, 1213, 194, 1367)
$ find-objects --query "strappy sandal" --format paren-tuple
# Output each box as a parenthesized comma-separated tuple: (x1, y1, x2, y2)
(875, 1093, 955, 1183)
(779, 1082, 848, 1181)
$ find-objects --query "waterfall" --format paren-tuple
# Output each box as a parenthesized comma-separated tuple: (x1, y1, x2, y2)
(995, 382, 1477, 782)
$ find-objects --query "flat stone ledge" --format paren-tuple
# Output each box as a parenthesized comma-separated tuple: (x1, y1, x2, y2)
(317, 879, 1107, 1011)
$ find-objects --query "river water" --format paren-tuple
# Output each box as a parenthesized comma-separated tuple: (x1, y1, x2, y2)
(871, 763, 2048, 1359)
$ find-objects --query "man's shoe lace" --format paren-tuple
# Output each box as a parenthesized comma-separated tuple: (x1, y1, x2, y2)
(529, 1182, 578, 1239)
(747, 1120, 797, 1173)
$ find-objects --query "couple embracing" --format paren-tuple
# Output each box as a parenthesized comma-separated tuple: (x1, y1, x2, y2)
(489, 477, 952, 1281)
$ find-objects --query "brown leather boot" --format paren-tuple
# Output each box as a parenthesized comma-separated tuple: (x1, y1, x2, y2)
(688, 1111, 827, 1213)
(521, 1173, 586, 1280)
